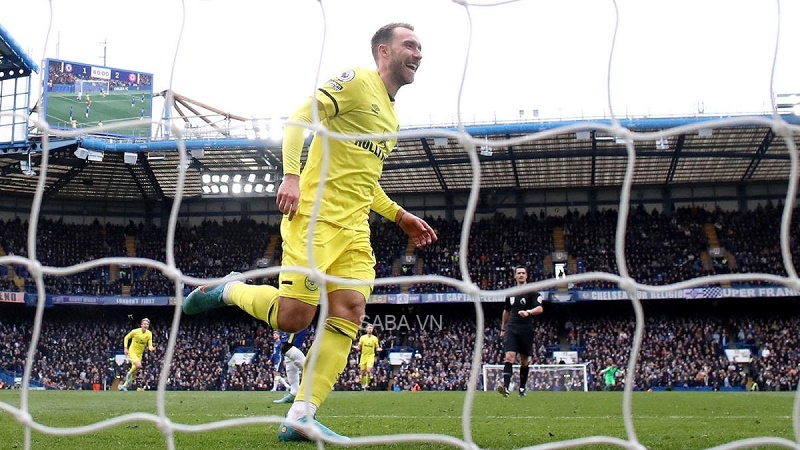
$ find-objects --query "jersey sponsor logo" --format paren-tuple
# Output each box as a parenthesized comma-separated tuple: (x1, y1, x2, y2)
(304, 276, 319, 292)
(337, 70, 355, 82)
(326, 80, 344, 91)
(371, 103, 380, 114)
(354, 139, 389, 161)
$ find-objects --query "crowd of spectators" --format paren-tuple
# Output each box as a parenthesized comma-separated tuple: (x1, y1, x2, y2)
(1, 203, 797, 297)
(0, 204, 799, 393)
(0, 299, 797, 393)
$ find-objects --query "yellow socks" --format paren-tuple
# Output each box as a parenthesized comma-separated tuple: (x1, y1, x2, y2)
(227, 283, 280, 329)
(125, 366, 137, 384)
(296, 317, 359, 406)
(227, 284, 362, 407)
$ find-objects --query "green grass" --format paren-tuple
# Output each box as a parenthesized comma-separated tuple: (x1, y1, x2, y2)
(0, 390, 796, 449)
(44, 91, 152, 137)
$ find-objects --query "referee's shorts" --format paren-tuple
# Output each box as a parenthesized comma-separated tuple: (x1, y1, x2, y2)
(503, 325, 534, 356)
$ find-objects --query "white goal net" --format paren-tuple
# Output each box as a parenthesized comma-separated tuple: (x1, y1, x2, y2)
(2, 1, 800, 450)
(74, 79, 109, 95)
(482, 364, 589, 392)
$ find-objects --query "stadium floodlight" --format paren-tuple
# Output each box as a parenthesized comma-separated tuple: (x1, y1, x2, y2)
(20, 156, 36, 177)
(200, 170, 281, 198)
(74, 147, 89, 159)
(210, 185, 220, 193)
(202, 185, 211, 194)
(87, 150, 104, 162)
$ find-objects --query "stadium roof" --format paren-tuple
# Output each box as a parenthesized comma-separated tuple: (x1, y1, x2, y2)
(0, 114, 798, 202)
(0, 23, 39, 80)
(1, 21, 799, 205)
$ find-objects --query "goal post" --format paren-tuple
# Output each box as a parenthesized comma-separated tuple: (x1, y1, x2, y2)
(74, 79, 109, 95)
(482, 363, 589, 392)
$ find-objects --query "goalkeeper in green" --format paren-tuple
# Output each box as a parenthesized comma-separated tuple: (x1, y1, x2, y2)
(119, 318, 155, 391)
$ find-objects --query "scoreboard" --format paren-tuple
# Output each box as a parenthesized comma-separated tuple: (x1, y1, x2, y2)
(42, 58, 154, 138)
(57, 61, 146, 86)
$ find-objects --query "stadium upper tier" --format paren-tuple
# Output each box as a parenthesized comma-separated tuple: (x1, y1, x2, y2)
(1, 113, 799, 200)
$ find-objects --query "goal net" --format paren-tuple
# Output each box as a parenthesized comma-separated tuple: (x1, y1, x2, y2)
(74, 79, 109, 95)
(482, 363, 589, 392)
(3, 1, 800, 450)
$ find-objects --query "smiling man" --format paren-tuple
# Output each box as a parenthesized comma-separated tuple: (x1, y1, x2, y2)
(183, 23, 437, 443)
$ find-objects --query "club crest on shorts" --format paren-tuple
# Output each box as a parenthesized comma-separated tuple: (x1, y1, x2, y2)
(304, 276, 319, 292)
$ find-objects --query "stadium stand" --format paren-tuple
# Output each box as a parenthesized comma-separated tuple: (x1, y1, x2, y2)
(1, 207, 798, 393)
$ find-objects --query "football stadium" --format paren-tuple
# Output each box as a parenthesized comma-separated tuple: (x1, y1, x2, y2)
(1, 3, 800, 450)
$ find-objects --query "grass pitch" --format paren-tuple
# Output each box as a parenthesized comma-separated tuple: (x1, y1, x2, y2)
(0, 390, 796, 449)
(44, 91, 152, 137)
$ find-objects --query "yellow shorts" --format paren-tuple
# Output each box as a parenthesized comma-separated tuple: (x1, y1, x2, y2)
(359, 356, 376, 371)
(279, 214, 375, 305)
(128, 350, 143, 364)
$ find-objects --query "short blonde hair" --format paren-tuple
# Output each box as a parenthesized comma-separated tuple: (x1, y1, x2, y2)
(141, 318, 150, 325)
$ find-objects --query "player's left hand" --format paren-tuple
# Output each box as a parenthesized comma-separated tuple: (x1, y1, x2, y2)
(398, 212, 437, 248)
(277, 174, 300, 220)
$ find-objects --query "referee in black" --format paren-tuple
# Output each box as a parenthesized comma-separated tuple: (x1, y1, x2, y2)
(498, 265, 544, 397)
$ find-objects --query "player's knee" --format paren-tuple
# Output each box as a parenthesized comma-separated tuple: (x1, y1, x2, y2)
(328, 290, 366, 324)
(276, 297, 315, 332)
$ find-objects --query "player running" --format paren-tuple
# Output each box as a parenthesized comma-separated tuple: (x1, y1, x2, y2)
(119, 318, 155, 391)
